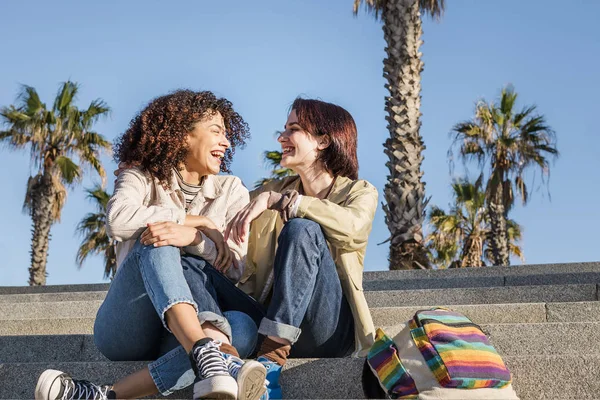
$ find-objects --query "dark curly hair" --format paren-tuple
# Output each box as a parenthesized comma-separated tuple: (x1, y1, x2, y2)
(114, 89, 250, 185)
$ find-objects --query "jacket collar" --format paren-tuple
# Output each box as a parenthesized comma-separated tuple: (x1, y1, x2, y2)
(166, 170, 223, 199)
(296, 175, 351, 200)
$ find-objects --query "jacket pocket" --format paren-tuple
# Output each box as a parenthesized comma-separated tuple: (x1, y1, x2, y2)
(409, 308, 512, 389)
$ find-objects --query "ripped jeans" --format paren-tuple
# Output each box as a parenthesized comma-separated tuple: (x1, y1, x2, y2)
(93, 240, 258, 395)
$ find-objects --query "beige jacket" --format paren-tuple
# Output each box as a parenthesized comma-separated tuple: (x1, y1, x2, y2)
(107, 167, 249, 281)
(240, 175, 378, 357)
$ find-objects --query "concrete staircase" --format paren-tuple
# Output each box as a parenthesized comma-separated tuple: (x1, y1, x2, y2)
(1, 261, 599, 399)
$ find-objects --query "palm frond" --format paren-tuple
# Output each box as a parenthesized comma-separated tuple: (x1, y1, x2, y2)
(255, 149, 296, 188)
(17, 85, 45, 114)
(82, 99, 111, 128)
(0, 129, 31, 149)
(76, 185, 115, 278)
(85, 185, 111, 210)
(22, 174, 41, 215)
(50, 175, 67, 222)
(353, 0, 444, 20)
(451, 85, 558, 213)
(53, 81, 79, 117)
(54, 156, 82, 185)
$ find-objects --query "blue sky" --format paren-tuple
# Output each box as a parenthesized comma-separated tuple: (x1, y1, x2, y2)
(1, 0, 598, 286)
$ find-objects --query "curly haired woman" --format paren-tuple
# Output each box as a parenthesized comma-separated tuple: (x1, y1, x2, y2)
(34, 90, 267, 400)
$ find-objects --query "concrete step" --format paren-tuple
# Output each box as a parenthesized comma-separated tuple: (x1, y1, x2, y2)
(0, 291, 106, 303)
(2, 283, 598, 308)
(370, 301, 600, 326)
(2, 301, 600, 336)
(1, 262, 598, 296)
(1, 355, 599, 399)
(0, 318, 96, 336)
(364, 270, 600, 290)
(0, 300, 103, 320)
(365, 283, 599, 307)
(2, 321, 598, 363)
(0, 283, 110, 295)
(363, 261, 600, 282)
(1, 261, 599, 297)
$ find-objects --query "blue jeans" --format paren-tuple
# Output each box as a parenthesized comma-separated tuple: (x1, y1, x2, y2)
(93, 240, 258, 395)
(187, 219, 355, 358)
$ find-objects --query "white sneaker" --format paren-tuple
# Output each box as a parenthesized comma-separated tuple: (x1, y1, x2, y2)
(191, 340, 238, 399)
(35, 369, 112, 400)
(225, 354, 268, 400)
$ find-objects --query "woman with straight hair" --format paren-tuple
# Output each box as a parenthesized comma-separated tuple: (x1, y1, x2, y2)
(193, 97, 379, 399)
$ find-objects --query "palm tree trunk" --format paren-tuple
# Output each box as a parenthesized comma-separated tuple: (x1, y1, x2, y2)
(381, 0, 430, 270)
(488, 188, 509, 266)
(461, 236, 483, 267)
(28, 171, 55, 285)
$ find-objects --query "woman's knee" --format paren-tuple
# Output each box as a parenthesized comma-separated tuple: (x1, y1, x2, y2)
(279, 219, 323, 243)
(94, 312, 160, 361)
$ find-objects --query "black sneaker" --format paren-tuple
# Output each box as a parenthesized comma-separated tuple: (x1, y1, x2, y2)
(190, 339, 238, 399)
(35, 369, 113, 400)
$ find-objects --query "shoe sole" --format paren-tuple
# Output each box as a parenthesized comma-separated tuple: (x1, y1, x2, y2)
(237, 361, 267, 400)
(193, 375, 238, 400)
(35, 369, 65, 400)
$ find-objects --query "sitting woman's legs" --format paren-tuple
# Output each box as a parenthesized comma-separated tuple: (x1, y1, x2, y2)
(146, 310, 259, 395)
(94, 240, 235, 397)
(258, 219, 355, 361)
(181, 254, 267, 330)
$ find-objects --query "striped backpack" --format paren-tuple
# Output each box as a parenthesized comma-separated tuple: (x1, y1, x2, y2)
(363, 307, 520, 399)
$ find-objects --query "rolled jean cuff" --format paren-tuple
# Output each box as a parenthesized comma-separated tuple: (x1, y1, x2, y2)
(198, 311, 232, 342)
(258, 317, 301, 344)
(148, 347, 189, 396)
(160, 299, 198, 333)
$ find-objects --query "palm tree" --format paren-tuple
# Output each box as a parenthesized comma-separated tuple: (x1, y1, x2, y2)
(0, 82, 110, 285)
(254, 149, 295, 189)
(76, 186, 116, 279)
(450, 86, 558, 266)
(353, 0, 445, 270)
(426, 176, 524, 268)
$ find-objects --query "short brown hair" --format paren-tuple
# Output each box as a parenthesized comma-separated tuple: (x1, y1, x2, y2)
(114, 89, 250, 185)
(291, 98, 358, 180)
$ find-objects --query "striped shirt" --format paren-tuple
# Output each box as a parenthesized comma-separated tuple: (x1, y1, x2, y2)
(174, 169, 204, 211)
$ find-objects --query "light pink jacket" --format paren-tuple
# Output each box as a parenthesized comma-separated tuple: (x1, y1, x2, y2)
(106, 167, 249, 281)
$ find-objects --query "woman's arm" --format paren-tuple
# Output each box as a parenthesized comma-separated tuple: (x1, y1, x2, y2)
(292, 181, 378, 252)
(106, 168, 186, 242)
(183, 177, 250, 279)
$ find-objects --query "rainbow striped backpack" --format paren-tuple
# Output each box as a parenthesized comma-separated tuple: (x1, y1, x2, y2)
(364, 307, 519, 399)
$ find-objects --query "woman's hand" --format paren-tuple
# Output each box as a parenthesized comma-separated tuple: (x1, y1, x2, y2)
(198, 217, 236, 273)
(225, 191, 270, 245)
(141, 222, 201, 248)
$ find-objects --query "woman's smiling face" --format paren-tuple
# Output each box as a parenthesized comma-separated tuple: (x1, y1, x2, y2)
(279, 109, 326, 171)
(185, 111, 230, 175)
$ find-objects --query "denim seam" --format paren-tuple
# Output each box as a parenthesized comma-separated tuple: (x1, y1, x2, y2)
(148, 361, 172, 396)
(286, 224, 320, 325)
(148, 346, 188, 396)
(259, 317, 302, 344)
(159, 299, 199, 332)
(197, 311, 233, 342)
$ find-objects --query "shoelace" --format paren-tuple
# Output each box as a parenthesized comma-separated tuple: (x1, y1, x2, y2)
(193, 340, 229, 379)
(225, 355, 244, 378)
(61, 377, 108, 400)
(226, 355, 270, 391)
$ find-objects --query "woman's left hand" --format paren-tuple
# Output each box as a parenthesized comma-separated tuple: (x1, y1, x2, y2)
(225, 192, 270, 244)
(141, 221, 201, 248)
